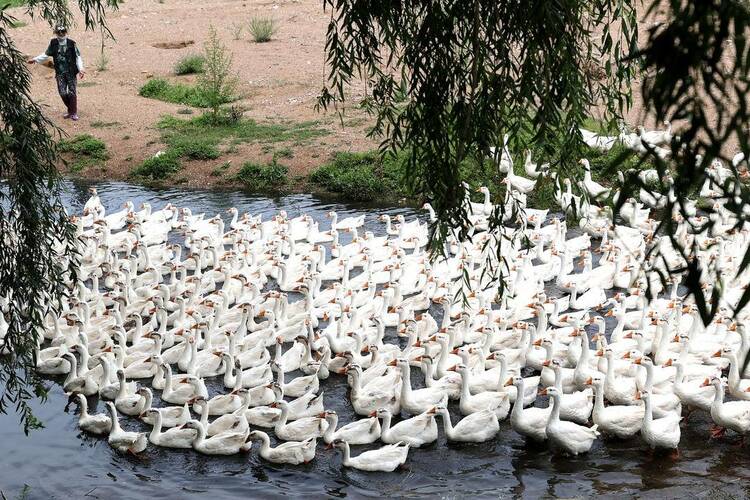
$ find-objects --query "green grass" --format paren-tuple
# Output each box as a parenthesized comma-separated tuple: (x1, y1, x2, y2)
(58, 134, 109, 172)
(131, 152, 181, 180)
(1, 0, 27, 8)
(9, 19, 26, 28)
(248, 16, 278, 43)
(174, 54, 205, 75)
(236, 160, 288, 191)
(131, 113, 327, 182)
(139, 78, 215, 108)
(309, 151, 409, 202)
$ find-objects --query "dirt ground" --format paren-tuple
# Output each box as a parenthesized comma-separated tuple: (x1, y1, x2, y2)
(8, 1, 708, 190)
(11, 0, 376, 188)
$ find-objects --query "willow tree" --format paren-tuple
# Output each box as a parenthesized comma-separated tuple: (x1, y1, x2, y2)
(0, 0, 116, 433)
(318, 0, 750, 325)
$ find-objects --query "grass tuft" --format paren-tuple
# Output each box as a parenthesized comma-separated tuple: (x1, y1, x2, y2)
(174, 54, 205, 75)
(58, 134, 109, 172)
(236, 160, 288, 191)
(309, 151, 408, 202)
(248, 16, 277, 43)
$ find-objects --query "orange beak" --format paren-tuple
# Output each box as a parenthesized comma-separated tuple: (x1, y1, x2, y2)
(700, 378, 711, 387)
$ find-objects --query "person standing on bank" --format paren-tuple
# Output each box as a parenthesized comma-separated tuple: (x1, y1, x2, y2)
(27, 25, 85, 121)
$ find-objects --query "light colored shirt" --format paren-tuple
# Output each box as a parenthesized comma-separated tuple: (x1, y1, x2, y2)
(33, 38, 85, 72)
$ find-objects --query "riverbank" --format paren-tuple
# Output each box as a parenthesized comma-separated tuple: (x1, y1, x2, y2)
(9, 0, 675, 200)
(11, 0, 378, 190)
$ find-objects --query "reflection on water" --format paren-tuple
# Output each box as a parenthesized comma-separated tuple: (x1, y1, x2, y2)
(1, 180, 749, 499)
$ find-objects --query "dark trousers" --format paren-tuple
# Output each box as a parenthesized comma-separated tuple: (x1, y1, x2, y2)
(56, 72, 77, 115)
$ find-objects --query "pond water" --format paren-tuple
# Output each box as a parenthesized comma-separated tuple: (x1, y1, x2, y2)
(1, 180, 749, 499)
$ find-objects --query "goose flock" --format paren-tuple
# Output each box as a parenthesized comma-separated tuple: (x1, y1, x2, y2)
(27, 124, 750, 472)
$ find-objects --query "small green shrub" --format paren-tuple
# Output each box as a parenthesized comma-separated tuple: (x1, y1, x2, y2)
(132, 152, 181, 180)
(236, 160, 288, 191)
(199, 26, 238, 120)
(249, 16, 277, 43)
(309, 151, 407, 201)
(174, 54, 205, 75)
(139, 78, 211, 108)
(58, 134, 109, 172)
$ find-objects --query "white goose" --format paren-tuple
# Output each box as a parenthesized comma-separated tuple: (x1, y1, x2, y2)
(543, 387, 600, 455)
(374, 407, 438, 448)
(329, 439, 410, 472)
(248, 430, 316, 465)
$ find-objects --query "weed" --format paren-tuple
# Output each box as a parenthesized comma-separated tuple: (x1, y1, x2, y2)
(236, 159, 288, 191)
(10, 19, 26, 28)
(248, 16, 277, 43)
(95, 47, 109, 72)
(230, 22, 243, 40)
(274, 147, 294, 159)
(174, 54, 205, 75)
(177, 108, 194, 115)
(124, 156, 133, 162)
(122, 135, 131, 140)
(198, 26, 238, 120)
(79, 81, 97, 88)
(58, 134, 109, 172)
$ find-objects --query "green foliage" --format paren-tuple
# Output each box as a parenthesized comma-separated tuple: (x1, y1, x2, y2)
(58, 134, 109, 171)
(318, 0, 638, 247)
(198, 26, 238, 120)
(131, 151, 181, 180)
(236, 159, 288, 191)
(139, 78, 210, 107)
(248, 16, 277, 42)
(174, 54, 205, 75)
(309, 151, 407, 201)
